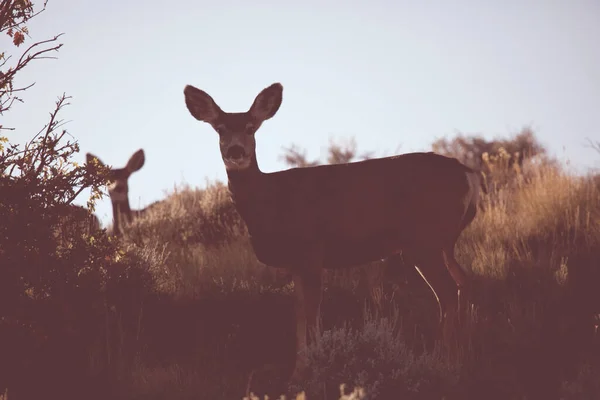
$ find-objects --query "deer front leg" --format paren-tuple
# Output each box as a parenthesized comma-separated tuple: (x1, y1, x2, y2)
(290, 267, 323, 382)
(291, 272, 308, 382)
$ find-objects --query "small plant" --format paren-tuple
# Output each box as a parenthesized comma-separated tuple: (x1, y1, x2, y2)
(293, 311, 459, 399)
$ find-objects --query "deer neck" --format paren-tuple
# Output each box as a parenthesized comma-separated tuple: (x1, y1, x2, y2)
(112, 200, 133, 236)
(225, 155, 263, 217)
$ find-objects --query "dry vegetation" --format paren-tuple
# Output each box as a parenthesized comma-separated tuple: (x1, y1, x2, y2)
(88, 143, 597, 400)
(7, 139, 599, 400)
(2, 2, 600, 399)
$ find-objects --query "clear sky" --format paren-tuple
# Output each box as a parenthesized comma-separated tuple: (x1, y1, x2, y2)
(3, 0, 599, 226)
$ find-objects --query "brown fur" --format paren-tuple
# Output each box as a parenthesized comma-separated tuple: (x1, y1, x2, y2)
(183, 82, 484, 381)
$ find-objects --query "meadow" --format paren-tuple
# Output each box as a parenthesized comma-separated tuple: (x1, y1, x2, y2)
(2, 1, 599, 399)
(3, 132, 599, 400)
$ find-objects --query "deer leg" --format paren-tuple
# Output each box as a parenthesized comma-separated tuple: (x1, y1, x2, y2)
(290, 267, 323, 382)
(412, 250, 461, 355)
(442, 245, 471, 324)
(291, 272, 307, 381)
(304, 268, 323, 344)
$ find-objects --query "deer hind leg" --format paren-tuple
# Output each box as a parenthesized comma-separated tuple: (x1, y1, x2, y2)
(443, 245, 471, 324)
(290, 267, 323, 382)
(411, 249, 461, 355)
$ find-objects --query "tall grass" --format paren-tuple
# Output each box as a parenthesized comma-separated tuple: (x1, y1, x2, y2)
(5, 156, 598, 399)
(102, 155, 599, 399)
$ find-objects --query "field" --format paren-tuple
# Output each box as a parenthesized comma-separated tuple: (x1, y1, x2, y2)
(3, 149, 599, 400)
(2, 1, 599, 399)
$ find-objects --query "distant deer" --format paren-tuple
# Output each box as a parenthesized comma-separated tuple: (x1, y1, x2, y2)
(86, 149, 157, 236)
(183, 82, 484, 381)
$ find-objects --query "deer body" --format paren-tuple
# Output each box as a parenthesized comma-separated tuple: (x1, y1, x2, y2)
(229, 153, 478, 270)
(183, 82, 482, 382)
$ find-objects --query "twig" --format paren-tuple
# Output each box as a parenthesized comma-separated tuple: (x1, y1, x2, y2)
(0, 34, 64, 116)
(35, 94, 70, 176)
(584, 138, 600, 154)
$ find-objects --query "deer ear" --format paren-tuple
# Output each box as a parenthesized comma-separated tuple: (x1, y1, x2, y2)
(86, 153, 105, 167)
(126, 149, 145, 173)
(249, 83, 283, 122)
(184, 85, 222, 124)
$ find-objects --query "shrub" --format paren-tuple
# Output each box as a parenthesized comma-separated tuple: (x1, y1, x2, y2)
(294, 312, 459, 400)
(0, 95, 156, 399)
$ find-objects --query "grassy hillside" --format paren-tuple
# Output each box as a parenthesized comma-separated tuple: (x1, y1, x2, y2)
(109, 155, 599, 399)
(2, 155, 600, 400)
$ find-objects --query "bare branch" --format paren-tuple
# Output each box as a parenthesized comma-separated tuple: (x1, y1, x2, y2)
(280, 144, 320, 168)
(7, 81, 35, 93)
(35, 94, 71, 176)
(0, 33, 63, 117)
(584, 138, 600, 154)
(0, 55, 10, 68)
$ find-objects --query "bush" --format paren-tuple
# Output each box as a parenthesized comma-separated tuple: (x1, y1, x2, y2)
(0, 94, 156, 399)
(294, 312, 459, 400)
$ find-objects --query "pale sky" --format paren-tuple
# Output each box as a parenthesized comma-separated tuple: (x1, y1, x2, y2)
(3, 0, 599, 226)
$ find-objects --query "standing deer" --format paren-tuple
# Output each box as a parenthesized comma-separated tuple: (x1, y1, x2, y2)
(183, 82, 483, 381)
(86, 149, 158, 237)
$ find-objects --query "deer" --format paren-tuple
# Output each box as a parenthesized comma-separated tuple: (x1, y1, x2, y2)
(85, 149, 159, 237)
(182, 82, 484, 382)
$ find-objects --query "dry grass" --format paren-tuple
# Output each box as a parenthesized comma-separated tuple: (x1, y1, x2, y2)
(4, 156, 599, 400)
(108, 157, 600, 399)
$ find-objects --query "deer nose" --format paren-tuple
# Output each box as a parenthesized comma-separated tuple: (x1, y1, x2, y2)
(227, 145, 246, 159)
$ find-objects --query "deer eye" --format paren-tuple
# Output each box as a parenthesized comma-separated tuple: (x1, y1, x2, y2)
(215, 125, 226, 135)
(245, 123, 255, 135)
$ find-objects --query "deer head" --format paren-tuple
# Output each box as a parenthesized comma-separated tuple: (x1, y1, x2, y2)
(183, 83, 283, 171)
